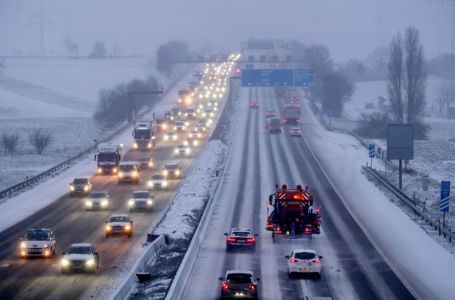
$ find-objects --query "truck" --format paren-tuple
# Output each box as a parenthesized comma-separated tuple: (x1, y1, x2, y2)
(283, 104, 301, 125)
(132, 121, 156, 150)
(266, 118, 282, 133)
(177, 89, 193, 108)
(95, 143, 122, 175)
(266, 184, 321, 239)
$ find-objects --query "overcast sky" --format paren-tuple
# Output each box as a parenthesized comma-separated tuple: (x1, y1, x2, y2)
(0, 0, 451, 61)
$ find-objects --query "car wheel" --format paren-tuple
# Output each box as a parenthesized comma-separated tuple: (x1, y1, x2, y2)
(288, 271, 294, 279)
(61, 268, 69, 274)
(105, 233, 110, 238)
(128, 234, 132, 238)
(314, 272, 321, 280)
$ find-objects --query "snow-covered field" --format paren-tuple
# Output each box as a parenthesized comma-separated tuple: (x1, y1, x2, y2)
(0, 57, 187, 191)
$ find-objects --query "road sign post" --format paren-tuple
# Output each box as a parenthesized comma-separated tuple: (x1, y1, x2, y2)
(440, 181, 451, 233)
(368, 144, 375, 168)
(387, 124, 414, 189)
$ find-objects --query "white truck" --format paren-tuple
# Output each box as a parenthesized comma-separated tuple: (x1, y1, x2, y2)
(95, 143, 122, 174)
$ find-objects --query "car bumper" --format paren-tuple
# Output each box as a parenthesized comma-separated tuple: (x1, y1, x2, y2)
(221, 290, 257, 298)
(20, 248, 52, 257)
(288, 264, 321, 274)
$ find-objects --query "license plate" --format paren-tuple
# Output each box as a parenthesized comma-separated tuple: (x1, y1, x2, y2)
(237, 239, 245, 243)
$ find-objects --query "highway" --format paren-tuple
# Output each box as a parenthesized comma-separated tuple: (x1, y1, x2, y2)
(0, 64, 230, 300)
(179, 86, 414, 300)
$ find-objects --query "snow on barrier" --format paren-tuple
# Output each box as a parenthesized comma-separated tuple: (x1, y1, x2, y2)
(112, 234, 167, 300)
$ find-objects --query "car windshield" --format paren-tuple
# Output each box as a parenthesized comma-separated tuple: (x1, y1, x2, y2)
(73, 178, 88, 185)
(294, 252, 316, 260)
(152, 175, 164, 180)
(227, 273, 253, 284)
(232, 232, 249, 237)
(120, 165, 135, 171)
(90, 192, 106, 198)
(138, 157, 150, 162)
(68, 246, 92, 255)
(109, 216, 129, 222)
(177, 145, 185, 149)
(166, 164, 178, 169)
(134, 192, 151, 198)
(25, 230, 49, 241)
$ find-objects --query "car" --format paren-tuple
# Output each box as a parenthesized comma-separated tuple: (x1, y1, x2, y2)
(137, 156, 154, 169)
(249, 101, 259, 108)
(85, 191, 111, 210)
(184, 137, 200, 147)
(174, 144, 191, 156)
(128, 190, 154, 210)
(155, 118, 169, 132)
(105, 214, 133, 238)
(164, 131, 178, 142)
(173, 120, 187, 132)
(219, 270, 259, 299)
(224, 228, 257, 251)
(286, 249, 322, 279)
(266, 118, 282, 133)
(289, 127, 303, 137)
(61, 243, 99, 273)
(19, 228, 56, 258)
(69, 177, 92, 196)
(184, 108, 197, 119)
(162, 162, 182, 179)
(188, 129, 203, 139)
(196, 123, 207, 133)
(147, 174, 168, 189)
(265, 111, 278, 118)
(118, 161, 140, 184)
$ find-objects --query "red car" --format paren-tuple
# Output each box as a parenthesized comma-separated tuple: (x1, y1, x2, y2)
(249, 101, 259, 108)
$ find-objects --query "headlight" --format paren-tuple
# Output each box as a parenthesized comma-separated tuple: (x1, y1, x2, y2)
(173, 135, 178, 141)
(147, 200, 153, 206)
(86, 259, 95, 267)
(44, 244, 49, 248)
(97, 168, 103, 174)
(148, 162, 153, 167)
(133, 143, 138, 149)
(61, 259, 70, 267)
(184, 141, 188, 146)
(186, 149, 191, 154)
(70, 186, 75, 192)
(163, 169, 169, 177)
(118, 172, 124, 178)
(128, 200, 134, 207)
(147, 143, 152, 149)
(113, 167, 118, 174)
(162, 124, 167, 130)
(84, 185, 89, 192)
(175, 170, 181, 176)
(164, 135, 169, 141)
(124, 224, 131, 231)
(101, 200, 109, 207)
(147, 181, 153, 187)
(193, 140, 199, 146)
(85, 200, 93, 207)
(105, 225, 112, 231)
(174, 149, 179, 154)
(131, 171, 138, 178)
(162, 181, 168, 187)
(20, 241, 26, 249)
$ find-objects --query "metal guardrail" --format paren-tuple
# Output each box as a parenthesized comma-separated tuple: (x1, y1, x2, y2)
(0, 74, 186, 200)
(364, 166, 455, 242)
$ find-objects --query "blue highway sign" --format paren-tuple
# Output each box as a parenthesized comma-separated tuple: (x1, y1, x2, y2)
(294, 69, 315, 86)
(368, 144, 375, 158)
(241, 69, 315, 87)
(440, 181, 451, 212)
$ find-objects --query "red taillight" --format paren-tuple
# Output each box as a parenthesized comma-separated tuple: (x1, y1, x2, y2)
(227, 237, 236, 242)
(249, 284, 256, 291)
(312, 258, 320, 264)
(304, 226, 312, 233)
(274, 226, 281, 232)
(289, 258, 297, 264)
(222, 282, 229, 290)
(246, 237, 256, 243)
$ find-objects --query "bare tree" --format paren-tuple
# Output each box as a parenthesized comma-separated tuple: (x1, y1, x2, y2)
(436, 80, 455, 116)
(63, 37, 79, 57)
(90, 40, 107, 59)
(367, 47, 388, 77)
(29, 128, 52, 155)
(404, 26, 427, 124)
(1, 133, 20, 156)
(320, 70, 355, 117)
(387, 33, 405, 123)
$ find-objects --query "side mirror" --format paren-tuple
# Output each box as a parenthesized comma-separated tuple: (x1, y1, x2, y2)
(105, 221, 108, 224)
(254, 234, 258, 237)
(94, 154, 96, 161)
(218, 277, 223, 281)
(224, 233, 228, 236)
(319, 256, 323, 259)
(285, 255, 290, 259)
(94, 252, 99, 256)
(256, 278, 260, 281)
(62, 252, 66, 255)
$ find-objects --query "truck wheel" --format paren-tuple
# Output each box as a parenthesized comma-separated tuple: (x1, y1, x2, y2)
(128, 234, 132, 238)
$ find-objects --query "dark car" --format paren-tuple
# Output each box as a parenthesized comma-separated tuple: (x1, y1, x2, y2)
(224, 228, 257, 251)
(219, 270, 259, 299)
(137, 156, 154, 169)
(69, 177, 92, 196)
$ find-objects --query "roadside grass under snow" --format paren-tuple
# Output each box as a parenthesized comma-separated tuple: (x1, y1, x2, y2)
(130, 140, 227, 299)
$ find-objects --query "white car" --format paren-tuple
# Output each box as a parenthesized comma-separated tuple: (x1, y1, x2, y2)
(289, 127, 303, 137)
(85, 191, 111, 210)
(105, 214, 133, 237)
(118, 161, 140, 184)
(174, 144, 191, 156)
(61, 243, 99, 273)
(184, 138, 199, 147)
(148, 174, 168, 189)
(128, 190, 154, 210)
(19, 228, 56, 258)
(164, 131, 178, 142)
(286, 249, 322, 279)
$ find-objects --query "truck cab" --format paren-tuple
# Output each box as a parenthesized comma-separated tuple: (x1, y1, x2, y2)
(95, 143, 122, 175)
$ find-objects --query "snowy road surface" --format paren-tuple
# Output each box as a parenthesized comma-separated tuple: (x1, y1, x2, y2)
(180, 87, 413, 300)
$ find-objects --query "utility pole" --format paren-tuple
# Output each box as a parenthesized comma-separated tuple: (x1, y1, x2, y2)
(40, 4, 44, 56)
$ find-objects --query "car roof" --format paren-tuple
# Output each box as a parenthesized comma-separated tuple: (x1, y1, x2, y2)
(110, 214, 129, 218)
(177, 144, 186, 147)
(90, 190, 107, 194)
(70, 243, 92, 248)
(119, 161, 137, 166)
(231, 228, 251, 233)
(292, 249, 317, 254)
(73, 177, 88, 180)
(138, 156, 151, 160)
(165, 162, 179, 167)
(151, 173, 164, 177)
(133, 190, 150, 194)
(27, 228, 51, 232)
(226, 270, 254, 276)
